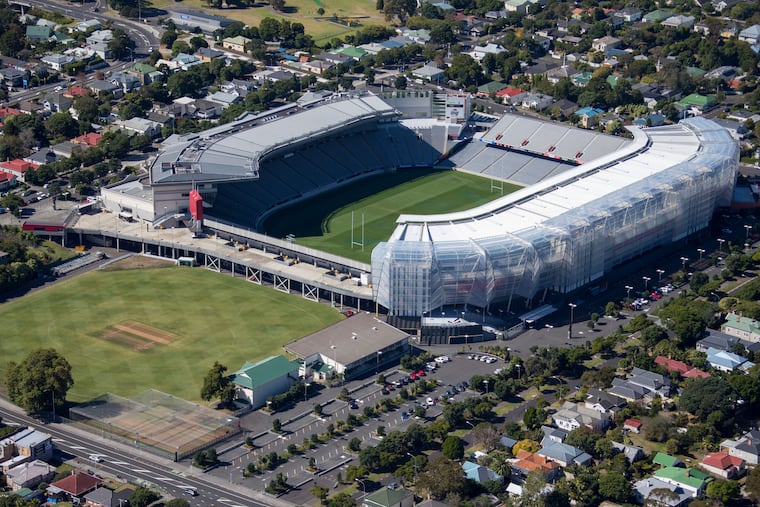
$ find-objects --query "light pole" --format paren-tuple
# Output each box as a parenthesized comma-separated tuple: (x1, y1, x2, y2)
(642, 276, 651, 291)
(304, 382, 310, 403)
(679, 257, 689, 271)
(718, 238, 725, 252)
(356, 478, 366, 500)
(745, 224, 752, 240)
(376, 351, 382, 375)
(656, 269, 665, 283)
(625, 285, 633, 300)
(515, 363, 521, 380)
(567, 303, 576, 339)
(483, 379, 489, 395)
(406, 452, 419, 482)
(697, 248, 705, 260)
(553, 375, 564, 401)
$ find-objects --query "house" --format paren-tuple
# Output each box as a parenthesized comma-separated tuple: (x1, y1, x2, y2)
(537, 438, 592, 467)
(191, 99, 223, 120)
(26, 25, 52, 41)
(495, 87, 526, 105)
(504, 0, 531, 14)
(499, 435, 518, 450)
(75, 19, 101, 32)
(721, 430, 760, 465)
(676, 93, 716, 113)
(653, 467, 711, 498)
(195, 47, 225, 63)
(47, 472, 102, 504)
(172, 53, 202, 71)
(231, 355, 301, 409)
(576, 106, 604, 128)
(83, 486, 132, 507)
(71, 132, 102, 148)
(706, 347, 755, 373)
(571, 71, 592, 87)
(0, 68, 27, 88)
(609, 367, 672, 402)
(591, 36, 621, 53)
(739, 24, 760, 45)
(109, 72, 141, 93)
(331, 45, 367, 61)
(0, 160, 40, 182)
(611, 441, 645, 462)
(552, 401, 610, 431)
(585, 389, 626, 413)
(632, 113, 666, 127)
(130, 63, 163, 85)
(114, 117, 162, 138)
(4, 460, 55, 491)
(462, 461, 503, 484)
(362, 485, 414, 507)
(41, 54, 75, 72)
(207, 91, 240, 107)
(476, 81, 507, 97)
(698, 329, 760, 355)
(654, 453, 684, 468)
(396, 28, 431, 44)
(616, 6, 642, 22)
(633, 477, 692, 507)
(654, 356, 709, 378)
(168, 10, 235, 33)
(541, 425, 568, 443)
(700, 452, 745, 479)
(469, 43, 505, 62)
(520, 93, 553, 111)
(662, 15, 695, 29)
(86, 30, 113, 59)
(0, 171, 18, 191)
(623, 418, 643, 434)
(523, 60, 558, 81)
(222, 35, 251, 53)
(512, 450, 562, 483)
(721, 312, 760, 342)
(546, 64, 578, 84)
(642, 9, 674, 23)
(412, 63, 445, 83)
(89, 80, 123, 98)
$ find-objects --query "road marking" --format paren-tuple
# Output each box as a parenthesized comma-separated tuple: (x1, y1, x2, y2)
(111, 461, 131, 465)
(52, 438, 67, 443)
(70, 446, 87, 450)
(217, 499, 246, 507)
(133, 469, 153, 473)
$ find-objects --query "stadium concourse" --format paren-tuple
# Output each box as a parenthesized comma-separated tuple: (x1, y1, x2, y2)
(94, 94, 738, 324)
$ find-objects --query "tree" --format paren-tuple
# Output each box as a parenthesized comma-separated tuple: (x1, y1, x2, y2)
(4, 349, 73, 415)
(598, 472, 630, 503)
(311, 485, 329, 504)
(129, 487, 160, 507)
(472, 422, 500, 452)
(690, 271, 709, 293)
(746, 464, 760, 502)
(416, 457, 466, 500)
(200, 361, 233, 404)
(706, 478, 740, 503)
(442, 435, 464, 460)
(679, 376, 736, 422)
(46, 112, 80, 141)
(272, 418, 282, 432)
(523, 405, 546, 430)
(271, 0, 285, 11)
(164, 500, 191, 507)
(383, 0, 416, 23)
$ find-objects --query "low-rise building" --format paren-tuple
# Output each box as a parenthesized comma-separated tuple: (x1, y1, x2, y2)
(511, 450, 562, 483)
(721, 312, 760, 342)
(231, 355, 300, 409)
(721, 430, 760, 465)
(362, 485, 414, 507)
(653, 466, 711, 498)
(706, 347, 755, 373)
(552, 401, 611, 431)
(537, 438, 592, 467)
(4, 460, 55, 491)
(633, 477, 692, 507)
(700, 452, 745, 479)
(0, 160, 40, 183)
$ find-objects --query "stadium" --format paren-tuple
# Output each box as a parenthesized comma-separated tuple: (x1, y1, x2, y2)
(101, 93, 739, 322)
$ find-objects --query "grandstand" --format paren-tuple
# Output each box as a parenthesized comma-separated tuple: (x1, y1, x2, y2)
(372, 117, 738, 317)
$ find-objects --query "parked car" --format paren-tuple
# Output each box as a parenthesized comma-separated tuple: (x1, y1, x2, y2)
(88, 455, 103, 463)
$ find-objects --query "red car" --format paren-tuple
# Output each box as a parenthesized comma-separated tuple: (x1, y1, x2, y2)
(409, 373, 418, 381)
(417, 369, 426, 377)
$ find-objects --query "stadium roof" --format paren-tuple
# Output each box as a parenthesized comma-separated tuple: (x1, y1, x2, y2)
(390, 118, 720, 243)
(150, 96, 396, 184)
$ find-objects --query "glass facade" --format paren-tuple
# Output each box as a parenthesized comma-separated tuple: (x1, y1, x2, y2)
(372, 118, 739, 316)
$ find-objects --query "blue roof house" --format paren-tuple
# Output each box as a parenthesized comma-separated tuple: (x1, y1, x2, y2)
(706, 347, 755, 373)
(576, 106, 605, 128)
(538, 438, 593, 467)
(462, 461, 503, 484)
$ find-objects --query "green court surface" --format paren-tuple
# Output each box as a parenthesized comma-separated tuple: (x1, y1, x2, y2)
(262, 168, 521, 263)
(0, 268, 342, 403)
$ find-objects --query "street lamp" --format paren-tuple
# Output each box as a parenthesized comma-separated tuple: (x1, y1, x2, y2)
(304, 382, 310, 403)
(515, 363, 521, 380)
(624, 285, 633, 300)
(483, 379, 489, 395)
(567, 303, 576, 339)
(356, 478, 366, 500)
(679, 257, 689, 271)
(745, 224, 752, 240)
(656, 269, 665, 283)
(642, 276, 651, 291)
(406, 452, 419, 482)
(552, 375, 564, 401)
(697, 248, 705, 260)
(718, 238, 725, 252)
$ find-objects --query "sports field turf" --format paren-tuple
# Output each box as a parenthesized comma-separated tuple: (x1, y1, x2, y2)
(262, 168, 521, 263)
(150, 0, 385, 45)
(0, 267, 342, 403)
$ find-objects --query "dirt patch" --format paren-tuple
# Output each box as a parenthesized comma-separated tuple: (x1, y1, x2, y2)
(99, 320, 177, 351)
(102, 255, 176, 271)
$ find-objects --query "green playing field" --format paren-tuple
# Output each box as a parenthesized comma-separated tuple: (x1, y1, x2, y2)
(261, 168, 521, 263)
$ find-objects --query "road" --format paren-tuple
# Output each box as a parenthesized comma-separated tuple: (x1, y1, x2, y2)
(0, 402, 282, 507)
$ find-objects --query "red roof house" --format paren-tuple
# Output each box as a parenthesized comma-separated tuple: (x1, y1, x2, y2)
(623, 418, 643, 433)
(0, 106, 22, 120)
(700, 451, 746, 479)
(71, 132, 103, 147)
(66, 85, 90, 97)
(495, 87, 526, 104)
(48, 471, 102, 501)
(0, 160, 39, 181)
(0, 170, 18, 191)
(655, 355, 710, 379)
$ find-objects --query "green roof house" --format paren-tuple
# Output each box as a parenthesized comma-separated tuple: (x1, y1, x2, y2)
(643, 9, 674, 23)
(720, 311, 760, 342)
(676, 93, 716, 111)
(653, 452, 684, 468)
(231, 355, 300, 409)
(477, 81, 507, 96)
(26, 25, 51, 41)
(334, 45, 368, 60)
(653, 466, 712, 498)
(362, 485, 414, 507)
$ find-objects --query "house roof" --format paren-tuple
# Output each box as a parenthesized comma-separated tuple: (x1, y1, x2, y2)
(701, 451, 744, 470)
(71, 132, 102, 147)
(655, 356, 690, 374)
(722, 311, 760, 335)
(477, 81, 507, 94)
(223, 35, 251, 46)
(634, 477, 691, 506)
(26, 25, 51, 39)
(624, 418, 642, 429)
(654, 453, 684, 468)
(654, 466, 711, 490)
(576, 106, 604, 117)
(5, 460, 55, 483)
(496, 87, 525, 98)
(538, 438, 592, 465)
(706, 347, 754, 370)
(734, 430, 760, 456)
(462, 461, 503, 483)
(514, 449, 560, 473)
(0, 159, 39, 173)
(364, 486, 413, 507)
(231, 355, 300, 389)
(50, 472, 102, 496)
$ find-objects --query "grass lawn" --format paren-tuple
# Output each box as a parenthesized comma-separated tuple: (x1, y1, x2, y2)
(150, 0, 386, 45)
(262, 169, 520, 264)
(0, 267, 342, 403)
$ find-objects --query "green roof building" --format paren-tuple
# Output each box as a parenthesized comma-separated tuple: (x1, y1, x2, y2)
(26, 25, 51, 41)
(334, 46, 368, 60)
(653, 466, 711, 498)
(477, 81, 507, 95)
(653, 452, 683, 468)
(362, 486, 414, 507)
(231, 355, 300, 409)
(643, 9, 674, 23)
(676, 93, 716, 111)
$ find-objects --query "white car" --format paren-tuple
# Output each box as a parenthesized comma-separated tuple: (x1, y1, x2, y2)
(88, 454, 103, 463)
(54, 85, 64, 92)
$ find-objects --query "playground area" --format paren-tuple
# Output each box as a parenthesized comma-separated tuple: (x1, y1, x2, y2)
(70, 390, 240, 459)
